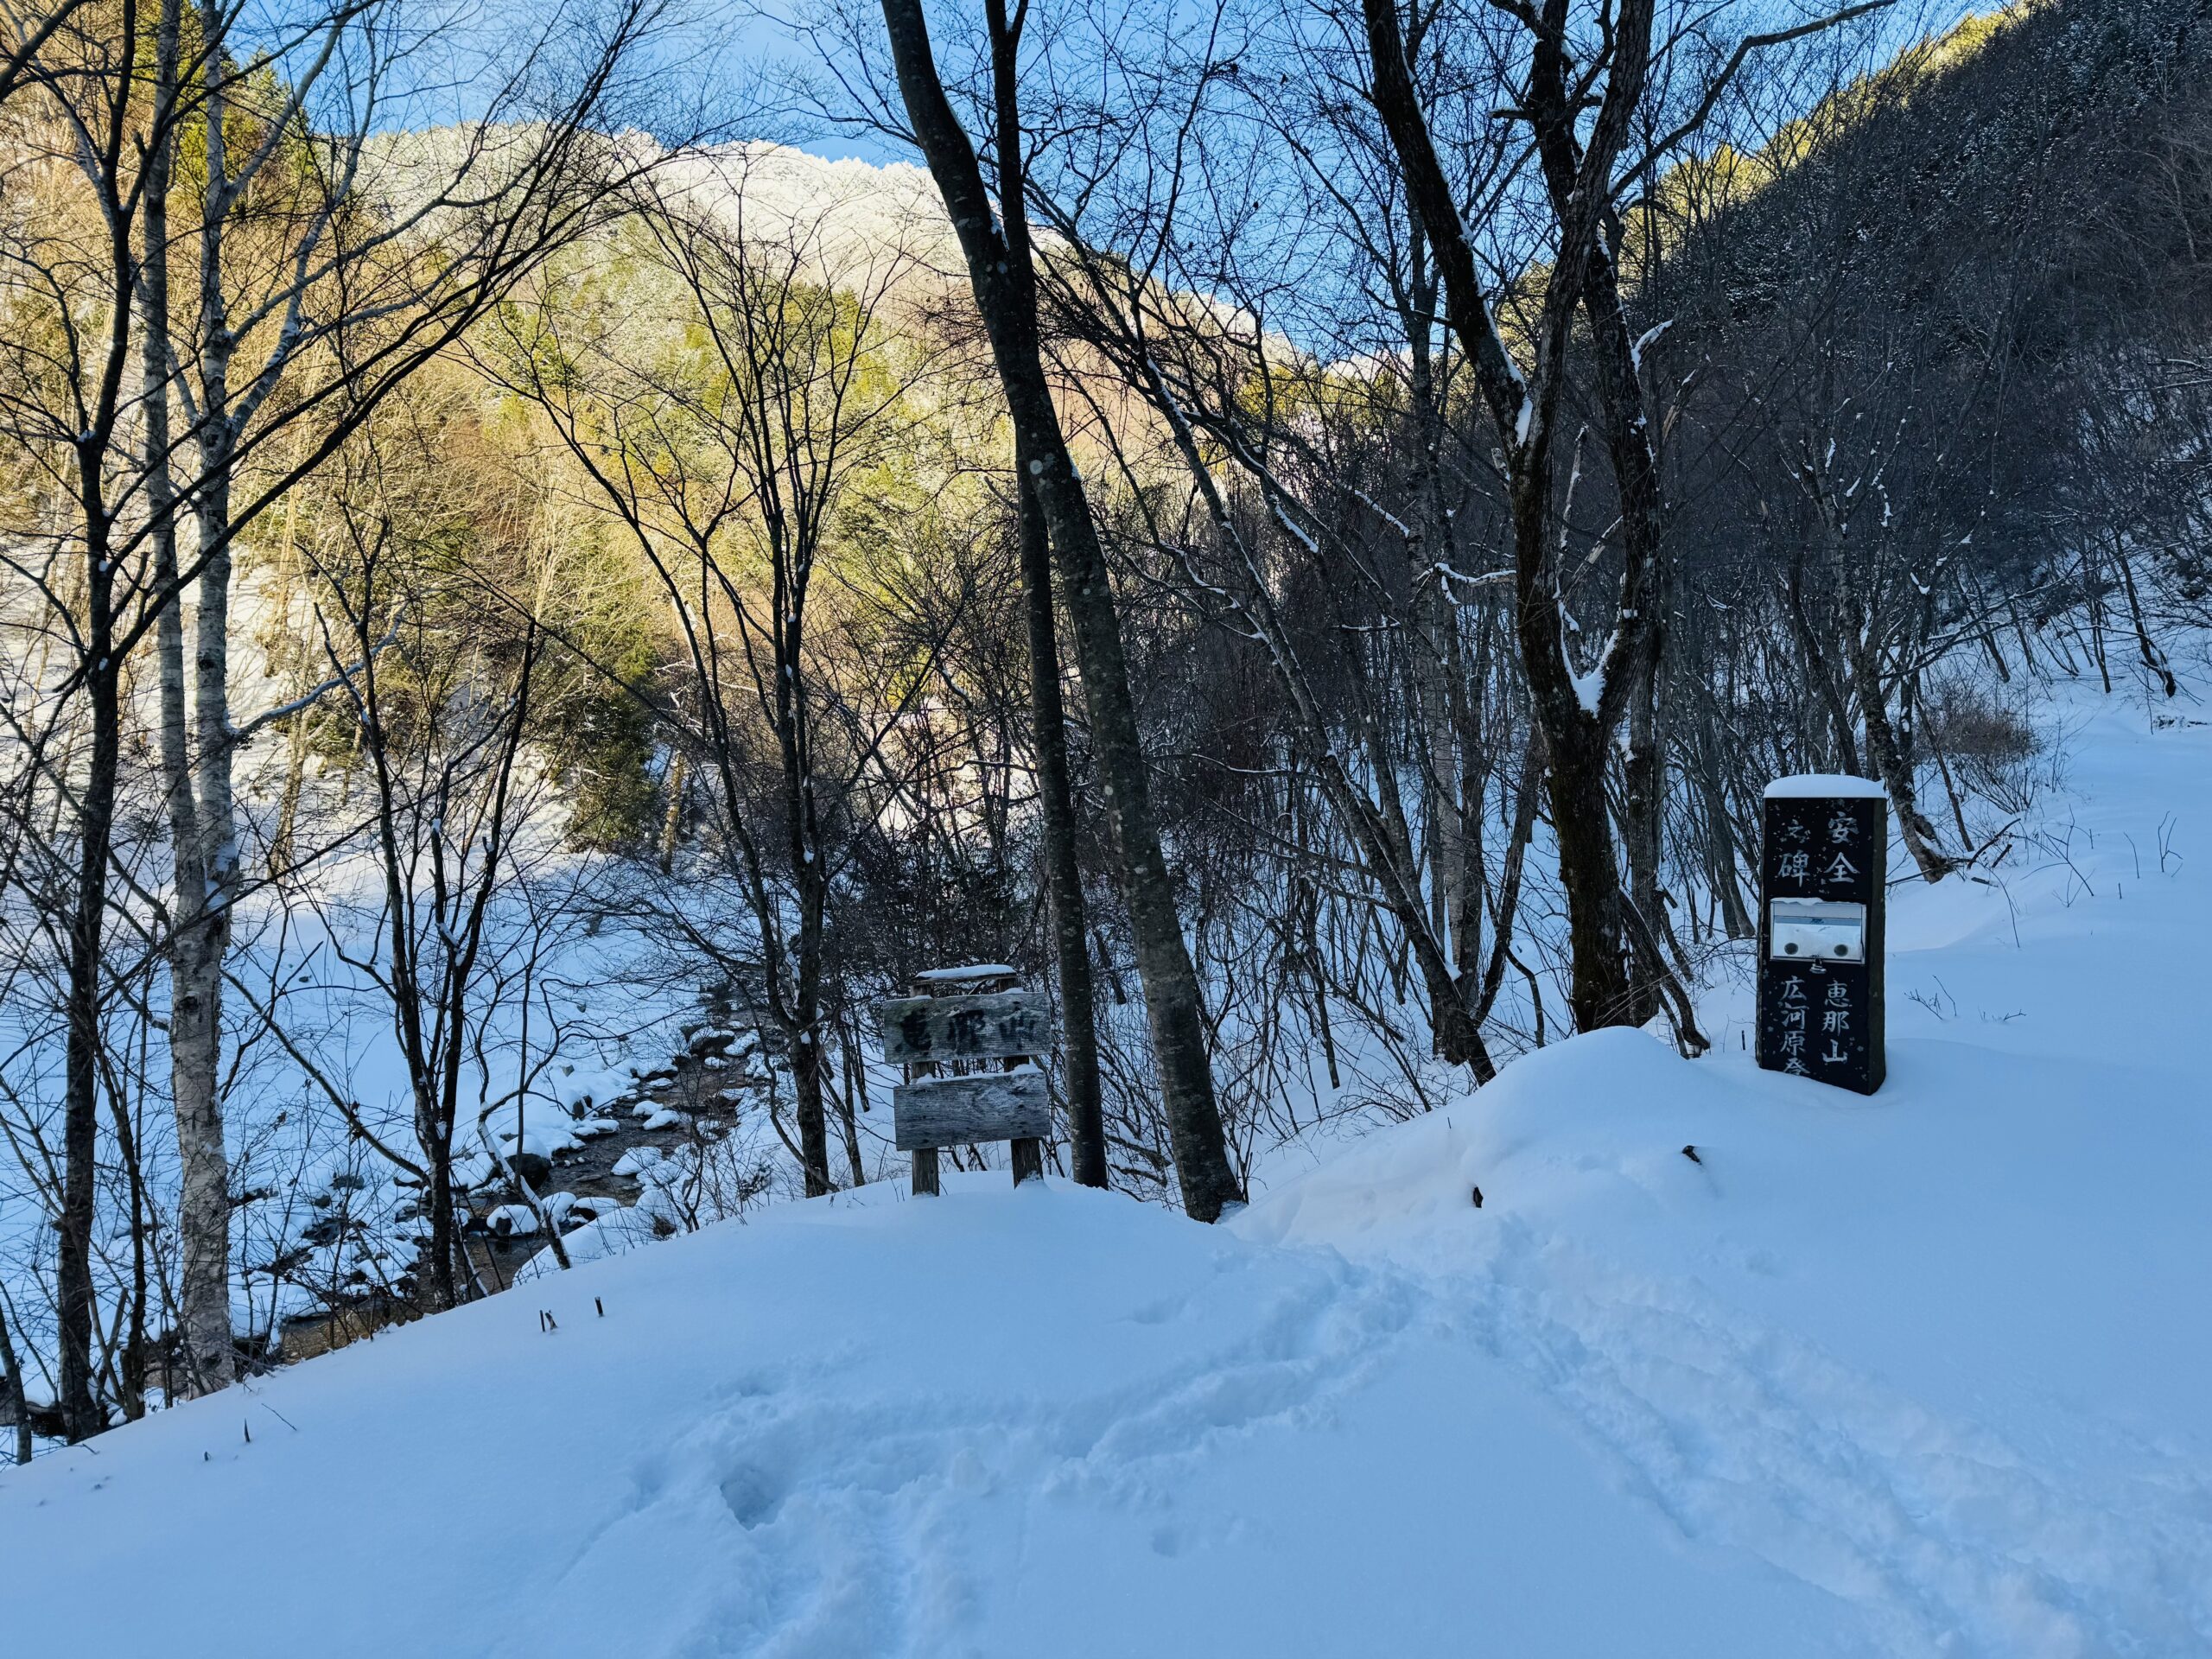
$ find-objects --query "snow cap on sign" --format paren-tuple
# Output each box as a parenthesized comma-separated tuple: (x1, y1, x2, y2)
(1763, 773, 1888, 800)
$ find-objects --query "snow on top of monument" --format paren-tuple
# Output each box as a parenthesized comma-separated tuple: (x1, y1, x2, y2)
(1764, 772, 1889, 799)
(913, 963, 1017, 983)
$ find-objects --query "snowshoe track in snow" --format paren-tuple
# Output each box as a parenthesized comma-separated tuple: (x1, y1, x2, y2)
(508, 1249, 1420, 1657)
(516, 1201, 2210, 1657)
(1442, 1218, 2212, 1657)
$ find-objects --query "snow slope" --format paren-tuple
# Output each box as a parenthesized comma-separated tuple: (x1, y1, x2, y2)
(4, 691, 2210, 1657)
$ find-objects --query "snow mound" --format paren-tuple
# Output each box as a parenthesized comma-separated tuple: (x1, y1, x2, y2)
(1240, 1030, 2212, 1655)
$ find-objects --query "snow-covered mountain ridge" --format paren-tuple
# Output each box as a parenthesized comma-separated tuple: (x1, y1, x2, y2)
(4, 685, 2209, 1656)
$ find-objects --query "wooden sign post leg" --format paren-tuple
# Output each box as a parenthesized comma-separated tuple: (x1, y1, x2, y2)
(909, 1044, 942, 1198)
(1004, 1046, 1042, 1185)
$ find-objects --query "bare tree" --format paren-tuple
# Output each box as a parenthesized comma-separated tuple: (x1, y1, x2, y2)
(500, 169, 950, 1197)
(143, 0, 706, 1390)
(874, 0, 1243, 1220)
(1358, 0, 1665, 1033)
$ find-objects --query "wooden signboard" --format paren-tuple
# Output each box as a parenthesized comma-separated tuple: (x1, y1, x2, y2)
(891, 1071, 1052, 1152)
(878, 991, 1052, 1065)
(880, 971, 1058, 1195)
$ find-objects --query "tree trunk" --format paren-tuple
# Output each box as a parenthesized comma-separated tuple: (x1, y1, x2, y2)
(1402, 229, 1475, 988)
(836, 1027, 869, 1188)
(0, 1297, 32, 1465)
(58, 543, 118, 1443)
(1537, 706, 1635, 1031)
(149, 3, 242, 1392)
(658, 751, 687, 874)
(782, 610, 833, 1198)
(882, 0, 1241, 1220)
(106, 1070, 150, 1419)
(1363, 0, 1654, 1035)
(1852, 636, 1955, 882)
(1015, 450, 1106, 1187)
(791, 949, 832, 1197)
(1691, 694, 1754, 940)
(1451, 613, 1497, 988)
(1620, 635, 1666, 1026)
(424, 1115, 460, 1309)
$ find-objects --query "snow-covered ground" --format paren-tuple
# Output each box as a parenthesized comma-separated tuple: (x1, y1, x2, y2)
(4, 686, 2209, 1656)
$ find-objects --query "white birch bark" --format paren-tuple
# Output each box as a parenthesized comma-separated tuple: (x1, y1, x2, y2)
(145, 0, 236, 1394)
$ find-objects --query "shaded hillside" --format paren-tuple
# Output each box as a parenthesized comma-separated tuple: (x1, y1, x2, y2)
(1656, 0, 2212, 632)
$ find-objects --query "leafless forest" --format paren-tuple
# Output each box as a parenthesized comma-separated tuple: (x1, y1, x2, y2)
(2, 0, 2205, 1450)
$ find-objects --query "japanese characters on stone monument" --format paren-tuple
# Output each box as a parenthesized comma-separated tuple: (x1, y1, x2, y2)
(1758, 776, 1887, 1095)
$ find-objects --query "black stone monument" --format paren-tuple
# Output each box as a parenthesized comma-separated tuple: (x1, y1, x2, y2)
(1757, 776, 1887, 1095)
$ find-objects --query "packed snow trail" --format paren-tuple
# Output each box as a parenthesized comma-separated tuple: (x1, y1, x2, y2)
(4, 694, 2210, 1656)
(1243, 1037, 2212, 1658)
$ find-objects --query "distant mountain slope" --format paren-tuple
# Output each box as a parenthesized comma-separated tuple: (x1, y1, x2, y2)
(650, 142, 961, 276)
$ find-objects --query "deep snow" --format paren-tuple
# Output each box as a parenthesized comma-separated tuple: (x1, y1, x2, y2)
(4, 690, 2210, 1657)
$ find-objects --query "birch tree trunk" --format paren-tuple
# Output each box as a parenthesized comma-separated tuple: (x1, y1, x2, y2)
(142, 3, 246, 1393)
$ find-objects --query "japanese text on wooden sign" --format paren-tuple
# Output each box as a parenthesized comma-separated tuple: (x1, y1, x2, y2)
(879, 991, 1052, 1066)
